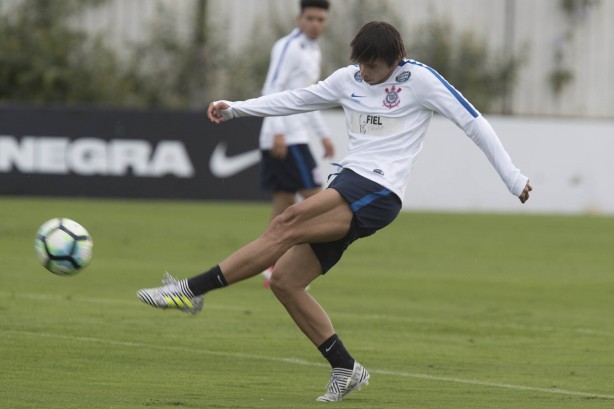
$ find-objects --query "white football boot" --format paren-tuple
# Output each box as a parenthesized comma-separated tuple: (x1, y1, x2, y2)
(316, 361, 370, 402)
(137, 272, 203, 314)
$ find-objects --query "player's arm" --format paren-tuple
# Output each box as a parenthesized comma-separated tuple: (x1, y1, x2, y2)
(262, 40, 298, 137)
(518, 181, 532, 203)
(305, 110, 334, 158)
(271, 133, 288, 158)
(320, 136, 335, 159)
(209, 71, 343, 123)
(208, 101, 230, 124)
(412, 66, 531, 202)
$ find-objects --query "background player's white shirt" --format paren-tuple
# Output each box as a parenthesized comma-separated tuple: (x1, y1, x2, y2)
(221, 59, 528, 202)
(259, 28, 329, 149)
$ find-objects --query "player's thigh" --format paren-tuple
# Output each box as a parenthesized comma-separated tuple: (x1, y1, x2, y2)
(273, 188, 353, 244)
(271, 243, 322, 289)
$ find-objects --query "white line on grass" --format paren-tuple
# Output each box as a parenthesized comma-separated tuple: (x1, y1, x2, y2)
(6, 329, 614, 401)
(332, 311, 614, 338)
(7, 292, 249, 311)
(8, 292, 614, 338)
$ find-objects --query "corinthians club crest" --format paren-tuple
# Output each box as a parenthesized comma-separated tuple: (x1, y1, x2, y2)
(383, 85, 402, 109)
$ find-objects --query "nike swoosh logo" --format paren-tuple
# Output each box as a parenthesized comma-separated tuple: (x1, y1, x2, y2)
(209, 142, 261, 178)
(325, 340, 337, 352)
(351, 93, 366, 98)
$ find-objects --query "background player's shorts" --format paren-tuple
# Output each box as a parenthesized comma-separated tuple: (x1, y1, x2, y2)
(310, 169, 402, 273)
(260, 144, 321, 192)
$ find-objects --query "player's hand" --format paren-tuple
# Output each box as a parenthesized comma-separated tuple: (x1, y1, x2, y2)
(519, 180, 532, 203)
(271, 134, 288, 159)
(321, 137, 335, 159)
(207, 101, 230, 124)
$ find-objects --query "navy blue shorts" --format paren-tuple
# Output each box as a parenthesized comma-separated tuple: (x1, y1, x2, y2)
(260, 144, 320, 192)
(310, 169, 402, 273)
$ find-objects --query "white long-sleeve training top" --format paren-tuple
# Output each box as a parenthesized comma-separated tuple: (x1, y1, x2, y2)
(220, 58, 528, 202)
(259, 28, 330, 149)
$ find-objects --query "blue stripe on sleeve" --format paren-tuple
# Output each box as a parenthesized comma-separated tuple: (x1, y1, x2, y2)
(271, 30, 302, 85)
(408, 60, 479, 118)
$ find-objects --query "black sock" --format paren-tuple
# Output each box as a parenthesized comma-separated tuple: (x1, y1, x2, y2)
(186, 265, 228, 296)
(317, 334, 355, 370)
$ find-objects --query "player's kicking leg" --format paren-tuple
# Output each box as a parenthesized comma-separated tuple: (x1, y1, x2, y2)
(137, 188, 352, 311)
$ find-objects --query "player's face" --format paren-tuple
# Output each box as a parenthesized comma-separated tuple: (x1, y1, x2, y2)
(297, 7, 328, 39)
(358, 58, 399, 85)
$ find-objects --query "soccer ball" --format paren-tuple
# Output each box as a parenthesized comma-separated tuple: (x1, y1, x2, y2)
(34, 218, 93, 276)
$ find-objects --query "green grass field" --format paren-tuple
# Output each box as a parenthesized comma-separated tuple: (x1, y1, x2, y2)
(1, 197, 613, 408)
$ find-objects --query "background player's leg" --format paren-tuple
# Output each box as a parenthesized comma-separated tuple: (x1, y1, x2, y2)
(270, 191, 296, 220)
(298, 187, 321, 200)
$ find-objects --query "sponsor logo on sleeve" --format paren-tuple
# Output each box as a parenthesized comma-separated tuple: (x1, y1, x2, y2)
(395, 71, 411, 82)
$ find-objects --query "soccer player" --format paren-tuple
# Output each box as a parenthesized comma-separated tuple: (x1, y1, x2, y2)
(258, 0, 334, 286)
(137, 21, 532, 402)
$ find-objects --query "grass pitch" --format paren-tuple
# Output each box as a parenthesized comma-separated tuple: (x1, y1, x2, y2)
(0, 197, 613, 408)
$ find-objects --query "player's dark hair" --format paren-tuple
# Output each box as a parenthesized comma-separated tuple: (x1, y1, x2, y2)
(350, 21, 406, 67)
(300, 0, 330, 12)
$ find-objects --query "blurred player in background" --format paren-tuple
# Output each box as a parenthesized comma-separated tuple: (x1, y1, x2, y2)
(259, 0, 335, 287)
(138, 21, 532, 402)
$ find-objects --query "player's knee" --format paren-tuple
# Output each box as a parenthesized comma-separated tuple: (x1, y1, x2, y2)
(269, 270, 292, 301)
(268, 273, 285, 296)
(269, 271, 297, 301)
(278, 202, 301, 224)
(265, 204, 302, 244)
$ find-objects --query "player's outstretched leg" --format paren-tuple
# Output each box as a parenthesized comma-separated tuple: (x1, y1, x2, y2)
(136, 272, 203, 314)
(316, 361, 370, 402)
